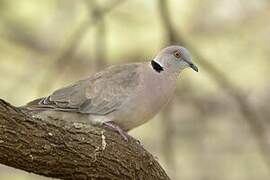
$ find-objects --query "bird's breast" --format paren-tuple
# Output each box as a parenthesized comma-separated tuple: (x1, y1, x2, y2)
(114, 68, 176, 131)
(140, 71, 176, 115)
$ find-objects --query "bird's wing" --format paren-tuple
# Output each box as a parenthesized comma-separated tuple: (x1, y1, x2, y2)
(26, 64, 141, 115)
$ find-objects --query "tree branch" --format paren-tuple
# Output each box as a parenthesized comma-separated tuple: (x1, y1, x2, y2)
(158, 0, 270, 171)
(0, 99, 170, 180)
(37, 0, 125, 96)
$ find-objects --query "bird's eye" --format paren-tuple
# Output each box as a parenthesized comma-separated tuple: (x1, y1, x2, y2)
(174, 51, 181, 58)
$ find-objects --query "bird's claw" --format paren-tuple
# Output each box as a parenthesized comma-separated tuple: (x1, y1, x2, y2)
(103, 122, 129, 141)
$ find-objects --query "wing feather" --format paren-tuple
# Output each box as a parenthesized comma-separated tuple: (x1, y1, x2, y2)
(26, 64, 140, 115)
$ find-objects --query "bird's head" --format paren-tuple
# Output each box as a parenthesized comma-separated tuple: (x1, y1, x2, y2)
(152, 45, 198, 74)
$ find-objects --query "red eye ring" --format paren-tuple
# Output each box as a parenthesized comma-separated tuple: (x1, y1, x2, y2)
(174, 51, 181, 58)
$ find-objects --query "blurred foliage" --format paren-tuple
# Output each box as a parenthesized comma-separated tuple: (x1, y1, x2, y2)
(0, 0, 270, 179)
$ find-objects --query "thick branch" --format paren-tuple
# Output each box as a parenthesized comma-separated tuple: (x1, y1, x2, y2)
(0, 99, 170, 180)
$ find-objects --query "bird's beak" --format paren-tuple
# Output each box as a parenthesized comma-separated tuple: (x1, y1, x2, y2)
(183, 58, 199, 72)
(190, 63, 199, 72)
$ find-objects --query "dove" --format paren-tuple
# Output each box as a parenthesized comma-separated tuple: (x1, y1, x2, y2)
(25, 45, 198, 141)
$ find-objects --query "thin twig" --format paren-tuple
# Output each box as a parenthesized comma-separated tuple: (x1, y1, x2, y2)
(37, 0, 125, 96)
(158, 0, 270, 171)
(87, 0, 108, 70)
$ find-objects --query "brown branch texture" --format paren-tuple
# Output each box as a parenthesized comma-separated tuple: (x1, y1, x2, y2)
(0, 99, 170, 180)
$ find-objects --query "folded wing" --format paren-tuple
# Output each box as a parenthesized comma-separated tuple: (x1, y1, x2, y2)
(26, 64, 140, 115)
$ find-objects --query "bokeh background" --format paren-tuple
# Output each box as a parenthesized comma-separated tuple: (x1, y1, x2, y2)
(0, 0, 270, 179)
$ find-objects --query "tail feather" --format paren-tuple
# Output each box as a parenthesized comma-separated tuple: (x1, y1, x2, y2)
(22, 97, 56, 111)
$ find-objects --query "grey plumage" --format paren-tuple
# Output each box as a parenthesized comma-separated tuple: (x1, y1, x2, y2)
(27, 64, 140, 115)
(25, 45, 198, 137)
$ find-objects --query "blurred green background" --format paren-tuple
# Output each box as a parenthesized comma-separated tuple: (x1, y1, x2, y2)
(0, 0, 270, 179)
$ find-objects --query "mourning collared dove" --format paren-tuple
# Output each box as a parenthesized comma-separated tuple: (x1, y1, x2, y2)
(25, 45, 198, 140)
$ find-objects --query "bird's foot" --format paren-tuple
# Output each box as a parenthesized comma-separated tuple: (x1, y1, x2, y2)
(103, 122, 129, 141)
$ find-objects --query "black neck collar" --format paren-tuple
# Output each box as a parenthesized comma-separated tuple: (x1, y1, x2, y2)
(151, 60, 164, 73)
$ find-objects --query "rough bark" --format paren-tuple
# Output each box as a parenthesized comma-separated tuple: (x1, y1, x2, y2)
(0, 99, 170, 180)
